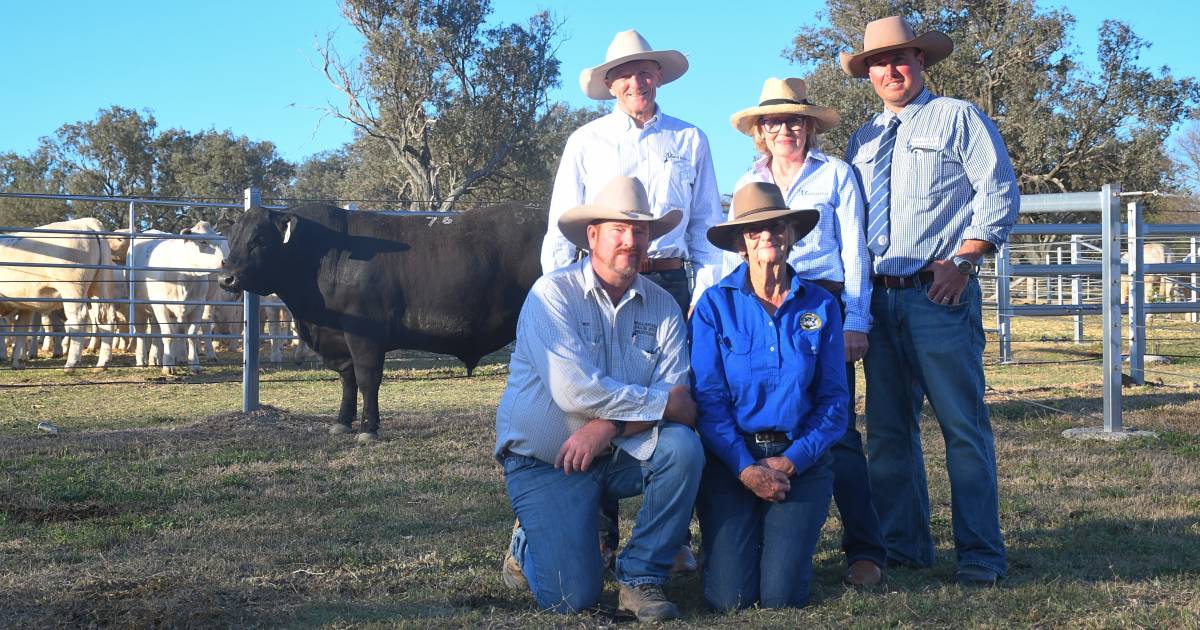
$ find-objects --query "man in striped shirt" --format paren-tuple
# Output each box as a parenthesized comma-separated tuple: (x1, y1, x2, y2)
(497, 177, 703, 622)
(842, 16, 1019, 587)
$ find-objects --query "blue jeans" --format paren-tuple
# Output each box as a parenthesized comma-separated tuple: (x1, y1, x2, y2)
(503, 423, 703, 613)
(696, 441, 833, 611)
(863, 277, 1006, 576)
(831, 297, 887, 568)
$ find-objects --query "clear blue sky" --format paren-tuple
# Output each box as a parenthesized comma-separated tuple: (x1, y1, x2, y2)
(1, 1, 1196, 194)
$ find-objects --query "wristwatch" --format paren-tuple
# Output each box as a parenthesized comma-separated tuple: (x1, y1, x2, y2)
(608, 419, 626, 437)
(951, 255, 979, 276)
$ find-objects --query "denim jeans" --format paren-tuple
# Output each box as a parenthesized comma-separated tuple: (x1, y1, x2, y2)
(696, 441, 833, 611)
(830, 371, 888, 567)
(863, 276, 1006, 576)
(503, 423, 703, 613)
(600, 267, 691, 550)
(830, 298, 888, 568)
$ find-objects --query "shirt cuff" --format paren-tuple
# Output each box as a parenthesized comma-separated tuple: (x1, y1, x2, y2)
(843, 313, 872, 333)
(961, 225, 1007, 248)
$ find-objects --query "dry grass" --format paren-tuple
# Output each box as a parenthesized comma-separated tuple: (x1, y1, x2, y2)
(0, 315, 1198, 628)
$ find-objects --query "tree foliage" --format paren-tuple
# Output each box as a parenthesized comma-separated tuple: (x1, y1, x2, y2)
(0, 106, 293, 231)
(788, 0, 1200, 207)
(320, 0, 565, 209)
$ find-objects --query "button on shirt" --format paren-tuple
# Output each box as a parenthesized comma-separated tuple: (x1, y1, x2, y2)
(725, 148, 871, 332)
(541, 108, 727, 306)
(689, 264, 849, 476)
(495, 259, 690, 464)
(845, 89, 1020, 277)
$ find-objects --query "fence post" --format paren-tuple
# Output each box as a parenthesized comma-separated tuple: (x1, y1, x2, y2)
(1126, 201, 1144, 385)
(1100, 184, 1123, 432)
(126, 201, 137, 339)
(1071, 235, 1083, 343)
(242, 187, 262, 413)
(1056, 247, 1064, 305)
(1191, 237, 1198, 324)
(996, 242, 1012, 364)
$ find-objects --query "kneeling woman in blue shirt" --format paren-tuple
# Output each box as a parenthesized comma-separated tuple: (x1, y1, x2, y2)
(690, 181, 849, 610)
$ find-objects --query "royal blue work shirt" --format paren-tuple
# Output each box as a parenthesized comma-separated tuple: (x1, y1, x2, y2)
(689, 263, 849, 476)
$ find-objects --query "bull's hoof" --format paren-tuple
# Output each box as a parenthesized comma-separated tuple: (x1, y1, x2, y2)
(63, 367, 77, 375)
(328, 423, 353, 435)
(354, 432, 379, 444)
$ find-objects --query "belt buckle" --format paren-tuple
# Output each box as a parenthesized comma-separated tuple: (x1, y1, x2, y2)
(754, 432, 772, 444)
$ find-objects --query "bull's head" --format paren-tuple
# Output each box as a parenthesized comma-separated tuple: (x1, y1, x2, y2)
(218, 208, 297, 296)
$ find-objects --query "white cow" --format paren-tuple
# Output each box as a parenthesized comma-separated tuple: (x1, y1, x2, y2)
(116, 222, 228, 374)
(0, 218, 120, 371)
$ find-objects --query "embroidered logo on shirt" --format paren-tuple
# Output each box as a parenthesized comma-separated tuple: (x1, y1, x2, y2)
(663, 151, 683, 161)
(799, 312, 823, 331)
(633, 321, 658, 337)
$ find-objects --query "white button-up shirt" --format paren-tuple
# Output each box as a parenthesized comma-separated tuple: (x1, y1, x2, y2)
(541, 108, 727, 307)
(725, 148, 872, 333)
(495, 259, 690, 464)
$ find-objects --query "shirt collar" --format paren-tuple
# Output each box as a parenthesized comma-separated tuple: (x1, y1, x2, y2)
(751, 148, 829, 181)
(879, 87, 933, 126)
(578, 258, 644, 305)
(719, 261, 806, 300)
(608, 105, 663, 130)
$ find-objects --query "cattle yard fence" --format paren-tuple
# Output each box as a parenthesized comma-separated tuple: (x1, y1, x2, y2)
(3, 186, 1200, 434)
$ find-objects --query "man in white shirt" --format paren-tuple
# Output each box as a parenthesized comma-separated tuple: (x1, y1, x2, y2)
(540, 27, 723, 575)
(499, 176, 702, 622)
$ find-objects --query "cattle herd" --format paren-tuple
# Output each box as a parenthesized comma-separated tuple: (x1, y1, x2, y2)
(2, 203, 547, 442)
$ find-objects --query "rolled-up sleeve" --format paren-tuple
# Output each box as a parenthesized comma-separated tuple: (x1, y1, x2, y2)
(520, 279, 668, 421)
(958, 105, 1020, 248)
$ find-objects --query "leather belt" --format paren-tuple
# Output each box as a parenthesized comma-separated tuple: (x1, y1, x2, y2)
(812, 279, 844, 295)
(873, 271, 934, 289)
(747, 430, 790, 444)
(639, 257, 684, 273)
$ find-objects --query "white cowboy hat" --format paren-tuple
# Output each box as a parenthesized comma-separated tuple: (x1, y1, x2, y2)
(578, 30, 689, 100)
(839, 16, 954, 78)
(707, 182, 819, 253)
(729, 77, 840, 135)
(558, 176, 683, 250)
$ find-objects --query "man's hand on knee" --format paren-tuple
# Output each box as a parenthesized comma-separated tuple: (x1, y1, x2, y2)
(555, 418, 618, 474)
(663, 384, 697, 427)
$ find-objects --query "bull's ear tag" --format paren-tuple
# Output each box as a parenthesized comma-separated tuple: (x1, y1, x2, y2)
(282, 219, 294, 244)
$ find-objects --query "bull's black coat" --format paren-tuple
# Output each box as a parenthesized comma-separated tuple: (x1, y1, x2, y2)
(219, 203, 545, 437)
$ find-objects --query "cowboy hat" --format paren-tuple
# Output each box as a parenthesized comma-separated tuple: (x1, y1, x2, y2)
(558, 176, 683, 251)
(579, 30, 689, 100)
(839, 16, 954, 78)
(707, 182, 819, 253)
(729, 77, 840, 135)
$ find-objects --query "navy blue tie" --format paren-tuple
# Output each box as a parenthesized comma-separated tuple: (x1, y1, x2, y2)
(866, 117, 900, 256)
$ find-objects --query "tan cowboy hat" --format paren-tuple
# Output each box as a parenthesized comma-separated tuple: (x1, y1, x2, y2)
(579, 30, 689, 100)
(729, 77, 840, 136)
(558, 176, 683, 251)
(839, 16, 954, 78)
(707, 182, 819, 253)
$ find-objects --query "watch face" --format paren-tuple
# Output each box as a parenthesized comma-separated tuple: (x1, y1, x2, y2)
(954, 258, 974, 274)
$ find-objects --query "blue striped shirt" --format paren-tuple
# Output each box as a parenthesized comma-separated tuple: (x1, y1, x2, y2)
(726, 148, 872, 332)
(689, 264, 849, 476)
(495, 259, 690, 464)
(846, 89, 1019, 277)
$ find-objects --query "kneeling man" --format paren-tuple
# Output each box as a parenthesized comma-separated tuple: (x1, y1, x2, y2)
(495, 176, 703, 622)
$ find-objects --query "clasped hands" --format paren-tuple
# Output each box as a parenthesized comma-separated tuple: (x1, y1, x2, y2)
(738, 456, 796, 502)
(554, 384, 696, 474)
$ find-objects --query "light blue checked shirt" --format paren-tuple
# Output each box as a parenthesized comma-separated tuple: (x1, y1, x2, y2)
(725, 149, 872, 333)
(541, 107, 727, 307)
(846, 89, 1019, 277)
(495, 259, 691, 464)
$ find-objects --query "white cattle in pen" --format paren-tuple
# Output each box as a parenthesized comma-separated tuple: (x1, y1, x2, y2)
(0, 217, 120, 371)
(117, 222, 228, 374)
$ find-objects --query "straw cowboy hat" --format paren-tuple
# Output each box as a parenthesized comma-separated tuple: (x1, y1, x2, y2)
(729, 77, 840, 136)
(707, 182, 819, 253)
(558, 176, 683, 251)
(579, 30, 689, 100)
(839, 16, 954, 78)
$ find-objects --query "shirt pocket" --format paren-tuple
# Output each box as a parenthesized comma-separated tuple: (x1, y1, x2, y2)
(719, 331, 753, 389)
(790, 328, 820, 387)
(578, 324, 605, 367)
(663, 156, 694, 219)
(627, 331, 661, 384)
(896, 138, 949, 201)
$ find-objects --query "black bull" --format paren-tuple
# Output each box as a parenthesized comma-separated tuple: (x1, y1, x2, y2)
(218, 203, 546, 440)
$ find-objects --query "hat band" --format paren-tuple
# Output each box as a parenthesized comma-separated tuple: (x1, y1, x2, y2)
(733, 206, 788, 222)
(758, 98, 810, 107)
